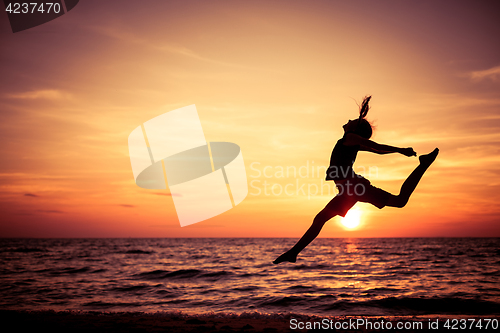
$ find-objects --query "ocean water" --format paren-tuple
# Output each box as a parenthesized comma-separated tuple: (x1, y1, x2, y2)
(0, 238, 499, 316)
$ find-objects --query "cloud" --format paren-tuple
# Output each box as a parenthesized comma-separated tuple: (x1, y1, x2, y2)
(24, 193, 39, 197)
(152, 192, 182, 197)
(88, 25, 270, 72)
(119, 204, 135, 208)
(36, 210, 65, 214)
(469, 65, 500, 81)
(152, 192, 173, 196)
(6, 89, 72, 100)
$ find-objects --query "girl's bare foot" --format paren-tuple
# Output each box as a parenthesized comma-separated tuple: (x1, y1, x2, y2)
(273, 251, 297, 264)
(419, 148, 439, 167)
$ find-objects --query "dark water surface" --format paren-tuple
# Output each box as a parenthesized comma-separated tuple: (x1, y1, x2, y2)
(0, 238, 499, 316)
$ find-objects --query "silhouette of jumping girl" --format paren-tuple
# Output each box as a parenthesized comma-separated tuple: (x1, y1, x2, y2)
(274, 96, 439, 264)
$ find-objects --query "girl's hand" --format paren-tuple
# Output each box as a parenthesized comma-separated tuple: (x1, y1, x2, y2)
(400, 147, 417, 157)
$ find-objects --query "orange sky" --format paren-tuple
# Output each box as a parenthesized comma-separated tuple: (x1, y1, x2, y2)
(0, 0, 499, 237)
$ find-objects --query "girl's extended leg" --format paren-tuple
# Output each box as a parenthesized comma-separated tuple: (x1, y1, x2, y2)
(387, 148, 439, 208)
(273, 195, 355, 264)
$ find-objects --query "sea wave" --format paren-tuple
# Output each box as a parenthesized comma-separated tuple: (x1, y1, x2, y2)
(0, 238, 498, 316)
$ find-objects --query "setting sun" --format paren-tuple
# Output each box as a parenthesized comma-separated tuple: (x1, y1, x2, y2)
(341, 208, 362, 229)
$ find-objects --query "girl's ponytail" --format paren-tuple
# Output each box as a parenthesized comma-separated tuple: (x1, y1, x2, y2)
(359, 95, 371, 120)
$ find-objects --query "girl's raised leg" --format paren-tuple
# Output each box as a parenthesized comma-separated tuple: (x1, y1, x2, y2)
(387, 148, 439, 208)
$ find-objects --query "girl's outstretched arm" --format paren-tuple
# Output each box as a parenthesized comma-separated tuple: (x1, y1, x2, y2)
(344, 133, 416, 157)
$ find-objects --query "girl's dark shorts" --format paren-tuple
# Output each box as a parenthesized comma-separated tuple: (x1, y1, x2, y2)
(325, 176, 391, 217)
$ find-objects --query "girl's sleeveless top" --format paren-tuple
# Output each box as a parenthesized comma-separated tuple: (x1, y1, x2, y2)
(325, 134, 360, 181)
